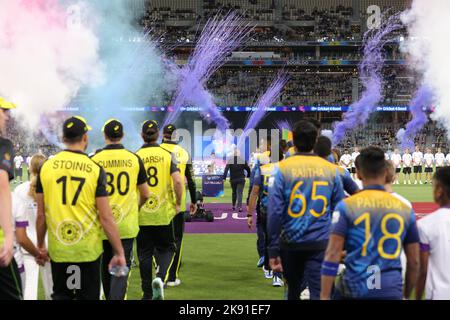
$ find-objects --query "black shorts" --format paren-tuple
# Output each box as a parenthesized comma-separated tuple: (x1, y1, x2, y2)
(395, 168, 401, 173)
(351, 167, 356, 174)
(14, 168, 22, 177)
(0, 259, 23, 300)
(413, 166, 423, 173)
(403, 167, 412, 174)
(424, 167, 433, 173)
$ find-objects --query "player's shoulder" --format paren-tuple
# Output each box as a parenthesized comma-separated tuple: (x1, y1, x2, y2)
(390, 192, 412, 208)
(14, 181, 31, 196)
(419, 208, 449, 226)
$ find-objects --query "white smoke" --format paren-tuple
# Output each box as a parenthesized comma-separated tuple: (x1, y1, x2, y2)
(0, 0, 103, 128)
(402, 0, 450, 137)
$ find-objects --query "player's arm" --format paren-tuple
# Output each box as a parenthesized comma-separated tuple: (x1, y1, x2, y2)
(185, 157, 197, 211)
(136, 158, 149, 207)
(403, 210, 420, 299)
(341, 169, 360, 195)
(267, 169, 285, 273)
(247, 171, 262, 229)
(222, 162, 229, 180)
(96, 169, 125, 268)
(170, 160, 183, 213)
(331, 170, 345, 211)
(321, 234, 345, 300)
(244, 161, 251, 178)
(0, 170, 13, 267)
(416, 220, 431, 300)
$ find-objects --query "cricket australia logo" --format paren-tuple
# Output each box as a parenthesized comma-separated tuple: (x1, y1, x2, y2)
(56, 220, 83, 245)
(111, 204, 125, 224)
(143, 193, 161, 213)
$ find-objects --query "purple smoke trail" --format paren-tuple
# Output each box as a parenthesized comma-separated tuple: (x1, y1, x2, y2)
(237, 73, 289, 149)
(398, 85, 434, 149)
(332, 13, 403, 146)
(274, 119, 293, 132)
(163, 11, 252, 130)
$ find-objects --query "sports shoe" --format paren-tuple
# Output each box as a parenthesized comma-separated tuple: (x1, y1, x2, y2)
(408, 180, 411, 184)
(420, 181, 423, 185)
(151, 278, 165, 300)
(232, 207, 236, 211)
(257, 257, 265, 268)
(300, 288, 310, 300)
(272, 276, 284, 287)
(167, 279, 181, 287)
(238, 208, 242, 213)
(263, 266, 273, 279)
(414, 181, 417, 185)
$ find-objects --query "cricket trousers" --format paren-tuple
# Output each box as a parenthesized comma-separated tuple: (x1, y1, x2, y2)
(137, 224, 176, 299)
(101, 238, 134, 300)
(51, 257, 101, 300)
(0, 258, 23, 300)
(256, 199, 265, 259)
(166, 212, 185, 282)
(280, 248, 325, 300)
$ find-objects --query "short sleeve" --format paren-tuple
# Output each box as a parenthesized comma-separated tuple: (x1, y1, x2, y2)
(136, 157, 147, 185)
(170, 154, 180, 174)
(330, 201, 349, 237)
(404, 210, 420, 245)
(0, 139, 14, 180)
(418, 217, 431, 252)
(12, 188, 28, 228)
(95, 167, 108, 197)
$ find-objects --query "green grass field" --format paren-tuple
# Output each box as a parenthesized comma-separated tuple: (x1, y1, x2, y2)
(9, 170, 433, 300)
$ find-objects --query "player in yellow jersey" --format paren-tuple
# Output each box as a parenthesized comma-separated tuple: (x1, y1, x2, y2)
(136, 120, 183, 300)
(160, 124, 197, 287)
(0, 98, 22, 300)
(91, 119, 149, 300)
(36, 116, 126, 300)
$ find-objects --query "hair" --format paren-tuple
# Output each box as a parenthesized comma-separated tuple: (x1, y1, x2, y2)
(385, 160, 396, 184)
(142, 131, 159, 143)
(63, 134, 84, 144)
(28, 154, 47, 201)
(163, 132, 173, 141)
(332, 148, 341, 164)
(357, 147, 387, 179)
(433, 167, 450, 200)
(305, 118, 321, 130)
(292, 120, 319, 152)
(105, 134, 123, 143)
(314, 136, 332, 159)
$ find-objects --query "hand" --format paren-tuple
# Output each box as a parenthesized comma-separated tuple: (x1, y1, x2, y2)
(35, 247, 49, 266)
(247, 216, 253, 229)
(340, 250, 347, 263)
(269, 257, 283, 273)
(108, 253, 126, 272)
(190, 203, 197, 215)
(0, 240, 14, 267)
(176, 204, 181, 214)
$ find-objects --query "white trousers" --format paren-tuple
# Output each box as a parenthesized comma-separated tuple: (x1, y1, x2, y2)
(22, 254, 53, 300)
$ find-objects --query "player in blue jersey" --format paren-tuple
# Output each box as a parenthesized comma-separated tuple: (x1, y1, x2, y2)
(248, 146, 285, 286)
(267, 120, 345, 300)
(314, 136, 359, 195)
(321, 147, 420, 300)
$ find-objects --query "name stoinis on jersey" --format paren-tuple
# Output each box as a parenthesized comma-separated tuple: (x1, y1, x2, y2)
(52, 159, 93, 173)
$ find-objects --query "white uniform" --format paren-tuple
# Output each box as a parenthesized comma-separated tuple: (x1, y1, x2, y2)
(12, 182, 53, 300)
(340, 154, 352, 168)
(391, 153, 402, 168)
(350, 152, 360, 168)
(412, 151, 424, 167)
(13, 155, 24, 170)
(435, 153, 445, 167)
(385, 153, 390, 160)
(445, 154, 450, 166)
(418, 208, 450, 299)
(424, 153, 434, 168)
(402, 153, 412, 167)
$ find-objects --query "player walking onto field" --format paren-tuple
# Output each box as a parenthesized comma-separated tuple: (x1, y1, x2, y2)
(36, 116, 126, 300)
(402, 148, 413, 184)
(136, 120, 183, 300)
(321, 147, 420, 300)
(91, 119, 149, 300)
(0, 98, 22, 300)
(416, 167, 450, 299)
(267, 120, 345, 300)
(160, 124, 197, 287)
(412, 146, 424, 185)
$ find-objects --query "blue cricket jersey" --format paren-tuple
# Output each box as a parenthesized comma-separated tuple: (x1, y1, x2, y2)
(331, 185, 419, 299)
(267, 153, 345, 258)
(253, 162, 278, 211)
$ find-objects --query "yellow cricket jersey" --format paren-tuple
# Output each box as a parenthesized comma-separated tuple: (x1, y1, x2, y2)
(136, 143, 180, 226)
(0, 137, 14, 248)
(160, 141, 190, 206)
(36, 150, 108, 263)
(91, 144, 147, 240)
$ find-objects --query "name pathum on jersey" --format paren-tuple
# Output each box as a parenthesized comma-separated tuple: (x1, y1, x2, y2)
(91, 145, 147, 240)
(331, 188, 419, 299)
(36, 150, 108, 263)
(136, 144, 179, 226)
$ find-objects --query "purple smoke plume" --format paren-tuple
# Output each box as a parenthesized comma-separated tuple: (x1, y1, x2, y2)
(237, 73, 289, 149)
(398, 85, 434, 149)
(274, 119, 293, 132)
(163, 11, 252, 131)
(332, 13, 403, 146)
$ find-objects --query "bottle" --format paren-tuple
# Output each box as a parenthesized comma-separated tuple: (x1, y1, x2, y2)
(109, 265, 130, 277)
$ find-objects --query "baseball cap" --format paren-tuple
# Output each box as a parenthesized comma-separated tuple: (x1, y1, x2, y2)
(163, 124, 177, 135)
(0, 97, 17, 110)
(63, 116, 92, 139)
(142, 120, 159, 135)
(102, 119, 124, 139)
